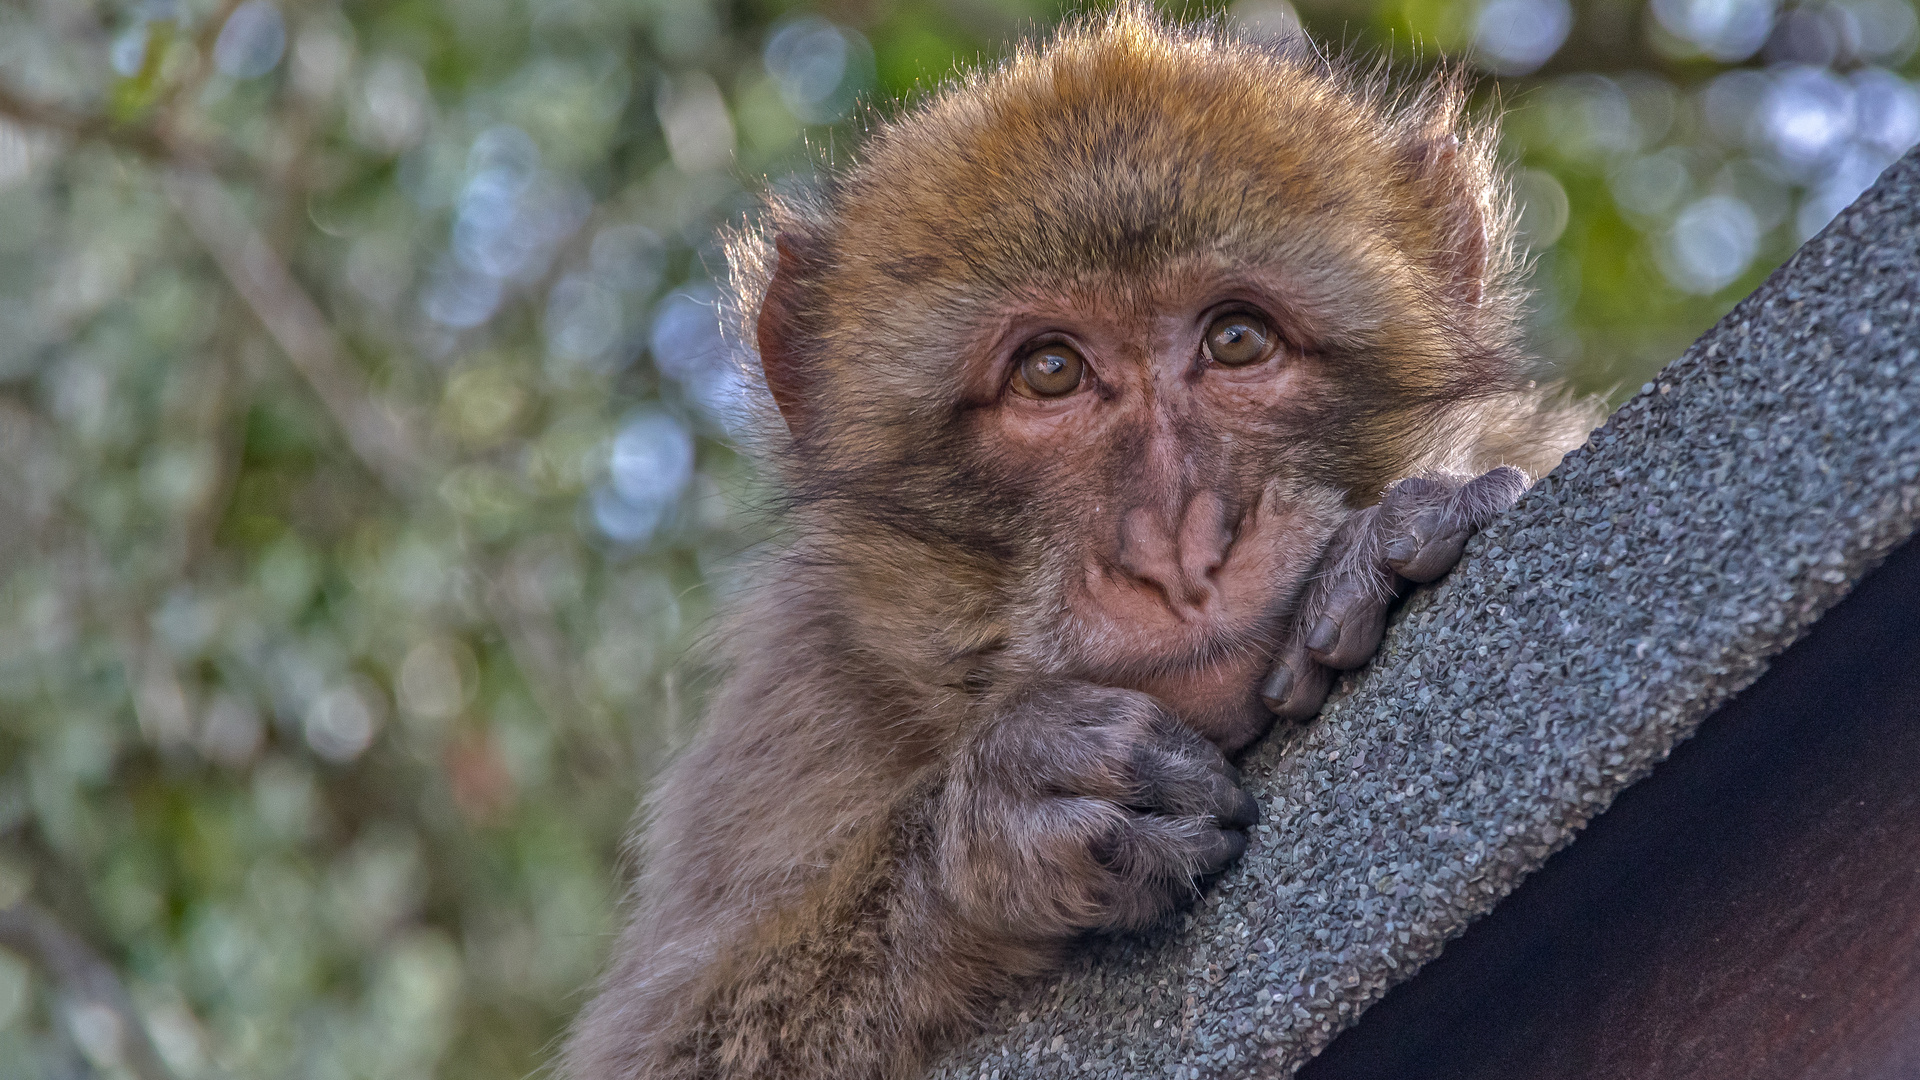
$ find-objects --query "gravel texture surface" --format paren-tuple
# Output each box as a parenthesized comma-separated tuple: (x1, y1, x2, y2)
(928, 149, 1920, 1080)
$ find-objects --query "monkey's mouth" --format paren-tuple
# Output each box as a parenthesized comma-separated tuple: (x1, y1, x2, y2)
(1119, 643, 1280, 753)
(1069, 578, 1290, 752)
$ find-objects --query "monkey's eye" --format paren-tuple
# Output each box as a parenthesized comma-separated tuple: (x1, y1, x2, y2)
(1013, 344, 1086, 398)
(1204, 312, 1276, 367)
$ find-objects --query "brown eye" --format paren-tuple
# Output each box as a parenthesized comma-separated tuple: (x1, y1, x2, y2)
(1205, 312, 1276, 366)
(1015, 344, 1085, 398)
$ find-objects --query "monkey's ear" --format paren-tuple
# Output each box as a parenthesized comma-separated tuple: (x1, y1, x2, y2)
(1403, 134, 1490, 308)
(758, 232, 823, 434)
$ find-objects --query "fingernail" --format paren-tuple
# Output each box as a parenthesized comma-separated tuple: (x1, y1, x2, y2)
(1234, 789, 1261, 828)
(1384, 537, 1417, 563)
(1222, 830, 1248, 862)
(1307, 616, 1339, 653)
(1260, 665, 1294, 710)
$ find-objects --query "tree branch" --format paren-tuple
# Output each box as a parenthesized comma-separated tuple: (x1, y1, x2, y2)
(160, 168, 430, 499)
(0, 82, 249, 179)
(0, 903, 179, 1080)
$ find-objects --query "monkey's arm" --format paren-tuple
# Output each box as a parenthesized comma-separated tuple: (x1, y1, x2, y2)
(620, 779, 990, 1080)
(567, 681, 1256, 1080)
(1261, 466, 1529, 720)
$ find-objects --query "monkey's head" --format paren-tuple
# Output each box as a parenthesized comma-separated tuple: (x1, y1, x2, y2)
(727, 5, 1552, 751)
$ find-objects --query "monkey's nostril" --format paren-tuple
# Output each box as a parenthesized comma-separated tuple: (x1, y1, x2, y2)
(1202, 542, 1229, 581)
(1180, 491, 1235, 583)
(1155, 588, 1208, 622)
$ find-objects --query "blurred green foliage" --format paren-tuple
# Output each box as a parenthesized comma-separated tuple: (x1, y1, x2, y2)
(0, 0, 1912, 1076)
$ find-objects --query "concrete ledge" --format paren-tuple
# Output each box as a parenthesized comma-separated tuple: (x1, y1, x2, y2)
(930, 147, 1920, 1079)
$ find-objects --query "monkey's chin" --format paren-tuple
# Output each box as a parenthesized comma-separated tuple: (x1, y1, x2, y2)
(1123, 650, 1277, 755)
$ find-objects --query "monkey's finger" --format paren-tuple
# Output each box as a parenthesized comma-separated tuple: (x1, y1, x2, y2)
(1190, 771, 1260, 830)
(1304, 579, 1395, 670)
(1194, 826, 1249, 876)
(1142, 712, 1238, 777)
(1101, 817, 1245, 892)
(1092, 807, 1256, 931)
(1377, 466, 1526, 528)
(1001, 686, 1179, 799)
(1384, 466, 1528, 583)
(1127, 740, 1258, 828)
(1383, 518, 1471, 583)
(1119, 818, 1246, 879)
(1178, 769, 1258, 830)
(1460, 465, 1529, 518)
(1259, 650, 1333, 722)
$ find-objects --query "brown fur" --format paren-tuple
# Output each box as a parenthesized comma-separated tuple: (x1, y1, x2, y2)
(561, 8, 1597, 1080)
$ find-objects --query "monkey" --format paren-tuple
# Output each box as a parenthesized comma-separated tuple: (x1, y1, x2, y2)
(561, 7, 1597, 1079)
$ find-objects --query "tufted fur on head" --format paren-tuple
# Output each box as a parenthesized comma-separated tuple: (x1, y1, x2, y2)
(724, 2, 1568, 474)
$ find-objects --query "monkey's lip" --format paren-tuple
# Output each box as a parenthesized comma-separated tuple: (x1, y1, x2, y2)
(1114, 644, 1277, 753)
(1073, 601, 1284, 752)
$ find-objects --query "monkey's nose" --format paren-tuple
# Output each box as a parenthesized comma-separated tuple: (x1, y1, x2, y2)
(1115, 494, 1231, 618)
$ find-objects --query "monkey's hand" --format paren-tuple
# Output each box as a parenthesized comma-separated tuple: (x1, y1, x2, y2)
(939, 683, 1259, 937)
(1261, 466, 1528, 721)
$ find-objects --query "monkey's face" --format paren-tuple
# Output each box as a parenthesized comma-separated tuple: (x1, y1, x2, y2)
(769, 246, 1452, 751)
(753, 218, 1501, 752)
(946, 260, 1389, 750)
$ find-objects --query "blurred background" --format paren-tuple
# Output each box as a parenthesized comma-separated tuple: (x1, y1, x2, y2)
(0, 0, 1910, 1075)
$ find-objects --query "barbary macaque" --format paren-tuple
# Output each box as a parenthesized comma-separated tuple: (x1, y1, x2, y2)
(563, 7, 1595, 1079)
